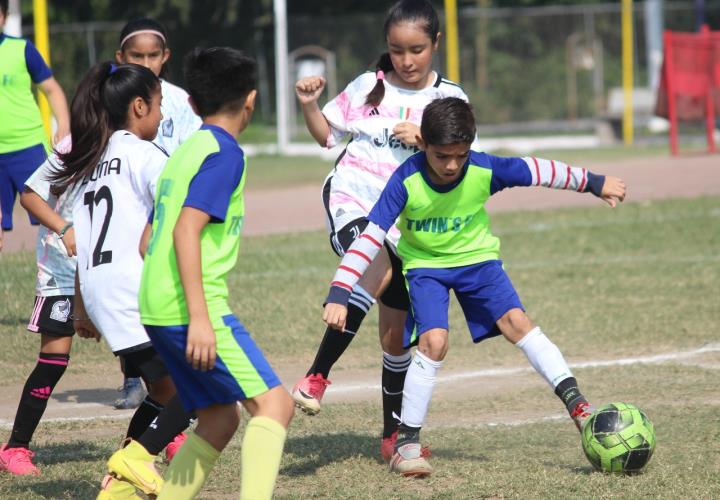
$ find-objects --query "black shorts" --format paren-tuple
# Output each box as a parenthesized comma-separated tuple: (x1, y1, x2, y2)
(117, 344, 169, 385)
(27, 295, 75, 337)
(327, 216, 410, 312)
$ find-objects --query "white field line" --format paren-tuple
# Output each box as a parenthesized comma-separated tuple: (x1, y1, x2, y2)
(326, 343, 720, 395)
(1, 345, 717, 430)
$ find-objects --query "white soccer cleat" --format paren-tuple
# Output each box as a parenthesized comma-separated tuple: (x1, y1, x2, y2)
(389, 443, 433, 477)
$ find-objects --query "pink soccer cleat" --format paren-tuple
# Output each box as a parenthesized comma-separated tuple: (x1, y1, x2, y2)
(292, 374, 331, 415)
(164, 432, 187, 463)
(381, 431, 432, 463)
(571, 401, 596, 431)
(0, 444, 40, 476)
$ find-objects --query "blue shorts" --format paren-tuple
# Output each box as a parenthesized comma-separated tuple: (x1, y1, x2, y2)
(404, 260, 524, 348)
(0, 144, 46, 230)
(145, 314, 281, 412)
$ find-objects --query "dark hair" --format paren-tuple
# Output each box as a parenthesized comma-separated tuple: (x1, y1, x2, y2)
(184, 47, 257, 118)
(118, 18, 170, 78)
(0, 0, 8, 17)
(365, 0, 440, 107)
(52, 62, 160, 188)
(421, 97, 476, 146)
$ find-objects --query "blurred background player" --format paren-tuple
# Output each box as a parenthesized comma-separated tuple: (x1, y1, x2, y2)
(323, 97, 626, 476)
(51, 62, 193, 498)
(292, 0, 478, 461)
(139, 47, 294, 500)
(0, 0, 69, 241)
(113, 17, 202, 410)
(0, 136, 80, 476)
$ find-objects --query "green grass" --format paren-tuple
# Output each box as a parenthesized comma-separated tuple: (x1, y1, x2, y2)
(0, 195, 718, 498)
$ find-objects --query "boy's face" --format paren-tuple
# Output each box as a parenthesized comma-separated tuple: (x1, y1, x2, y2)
(424, 142, 471, 185)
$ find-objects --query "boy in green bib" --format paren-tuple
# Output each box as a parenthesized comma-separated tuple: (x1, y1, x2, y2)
(323, 97, 626, 477)
(0, 0, 68, 239)
(139, 47, 294, 499)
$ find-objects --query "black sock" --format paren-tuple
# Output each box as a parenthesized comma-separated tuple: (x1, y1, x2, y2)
(137, 395, 194, 455)
(395, 423, 421, 452)
(554, 377, 588, 413)
(8, 353, 69, 449)
(381, 352, 411, 438)
(125, 396, 163, 440)
(307, 290, 373, 378)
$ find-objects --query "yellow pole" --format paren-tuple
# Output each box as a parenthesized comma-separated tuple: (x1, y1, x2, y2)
(621, 0, 634, 145)
(444, 0, 460, 82)
(32, 0, 52, 141)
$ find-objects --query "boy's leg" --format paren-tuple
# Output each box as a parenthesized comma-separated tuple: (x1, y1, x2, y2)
(239, 386, 294, 500)
(158, 403, 238, 500)
(500, 311, 593, 430)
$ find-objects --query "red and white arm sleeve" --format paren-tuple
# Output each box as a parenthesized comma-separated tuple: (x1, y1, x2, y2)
(326, 222, 387, 305)
(523, 156, 604, 194)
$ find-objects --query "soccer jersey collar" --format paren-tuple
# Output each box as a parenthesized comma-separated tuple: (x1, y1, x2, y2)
(200, 123, 236, 143)
(418, 152, 470, 193)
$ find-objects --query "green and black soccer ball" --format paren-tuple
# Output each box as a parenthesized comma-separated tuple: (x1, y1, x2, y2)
(581, 402, 655, 473)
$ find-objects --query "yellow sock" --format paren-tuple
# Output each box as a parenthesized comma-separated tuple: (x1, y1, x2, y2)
(157, 432, 219, 500)
(240, 416, 288, 500)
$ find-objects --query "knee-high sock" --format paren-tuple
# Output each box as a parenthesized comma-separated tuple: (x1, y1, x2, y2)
(381, 351, 411, 438)
(8, 353, 69, 448)
(157, 432, 219, 500)
(308, 284, 374, 378)
(240, 416, 288, 500)
(515, 327, 573, 388)
(137, 395, 194, 455)
(400, 351, 442, 429)
(126, 396, 163, 440)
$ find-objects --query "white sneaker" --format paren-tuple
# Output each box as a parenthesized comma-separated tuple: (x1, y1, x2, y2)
(389, 443, 433, 477)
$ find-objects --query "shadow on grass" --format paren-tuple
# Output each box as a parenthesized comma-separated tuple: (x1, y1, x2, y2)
(35, 441, 111, 466)
(2, 478, 99, 499)
(0, 317, 26, 326)
(282, 432, 489, 476)
(51, 388, 119, 406)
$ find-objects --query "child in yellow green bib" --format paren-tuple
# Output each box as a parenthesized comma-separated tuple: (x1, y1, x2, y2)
(0, 0, 68, 238)
(323, 97, 627, 477)
(139, 47, 294, 499)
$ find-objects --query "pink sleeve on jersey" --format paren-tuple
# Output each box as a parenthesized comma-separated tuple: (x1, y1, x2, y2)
(323, 90, 352, 148)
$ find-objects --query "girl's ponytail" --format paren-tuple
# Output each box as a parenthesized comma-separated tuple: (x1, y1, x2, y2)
(365, 53, 394, 107)
(53, 62, 159, 188)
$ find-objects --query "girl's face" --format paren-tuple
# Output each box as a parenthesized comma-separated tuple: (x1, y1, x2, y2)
(133, 86, 163, 141)
(116, 34, 169, 77)
(386, 21, 439, 89)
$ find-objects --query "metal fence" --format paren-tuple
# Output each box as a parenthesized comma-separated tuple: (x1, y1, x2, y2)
(24, 1, 720, 135)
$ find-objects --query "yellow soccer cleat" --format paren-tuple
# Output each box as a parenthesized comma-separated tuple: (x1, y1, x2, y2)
(106, 440, 164, 496)
(96, 474, 142, 500)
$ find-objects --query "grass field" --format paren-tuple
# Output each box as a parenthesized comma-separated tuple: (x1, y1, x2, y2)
(0, 195, 718, 498)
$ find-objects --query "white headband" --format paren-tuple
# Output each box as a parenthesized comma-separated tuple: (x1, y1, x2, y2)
(120, 29, 166, 49)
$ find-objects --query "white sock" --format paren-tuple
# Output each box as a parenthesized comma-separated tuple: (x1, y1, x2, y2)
(400, 350, 442, 428)
(516, 327, 573, 389)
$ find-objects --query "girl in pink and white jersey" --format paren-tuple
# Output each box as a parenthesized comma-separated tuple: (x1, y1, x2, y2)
(292, 0, 478, 460)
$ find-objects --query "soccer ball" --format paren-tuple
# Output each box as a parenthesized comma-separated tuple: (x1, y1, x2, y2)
(581, 402, 655, 473)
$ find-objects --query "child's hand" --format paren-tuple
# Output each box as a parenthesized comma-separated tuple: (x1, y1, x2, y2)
(75, 318, 101, 342)
(295, 76, 326, 105)
(323, 303, 348, 332)
(600, 176, 627, 207)
(187, 318, 217, 371)
(60, 227, 77, 257)
(393, 122, 422, 146)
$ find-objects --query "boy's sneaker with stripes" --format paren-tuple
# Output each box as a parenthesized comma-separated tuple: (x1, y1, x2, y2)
(571, 401, 596, 431)
(292, 374, 331, 415)
(389, 442, 433, 477)
(0, 444, 40, 476)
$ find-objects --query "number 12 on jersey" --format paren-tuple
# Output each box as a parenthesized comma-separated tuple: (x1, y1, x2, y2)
(84, 185, 114, 268)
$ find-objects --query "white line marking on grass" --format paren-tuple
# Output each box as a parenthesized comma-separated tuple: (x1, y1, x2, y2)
(0, 412, 134, 430)
(327, 343, 720, 395)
